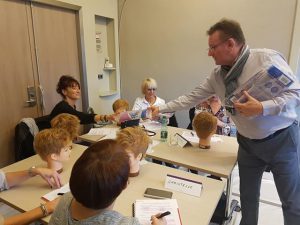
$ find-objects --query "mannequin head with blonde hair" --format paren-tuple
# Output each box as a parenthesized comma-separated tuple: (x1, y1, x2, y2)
(193, 112, 217, 149)
(116, 127, 150, 176)
(34, 128, 72, 172)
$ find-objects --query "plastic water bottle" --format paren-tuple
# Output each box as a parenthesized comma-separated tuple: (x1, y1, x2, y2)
(230, 124, 237, 137)
(160, 115, 168, 142)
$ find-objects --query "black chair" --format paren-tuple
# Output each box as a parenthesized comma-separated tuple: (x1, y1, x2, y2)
(15, 121, 35, 161)
(14, 116, 51, 161)
(35, 115, 51, 130)
(210, 193, 240, 224)
(187, 107, 195, 130)
(168, 113, 178, 127)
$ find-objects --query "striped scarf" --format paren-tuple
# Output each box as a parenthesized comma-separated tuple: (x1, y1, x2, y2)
(222, 45, 250, 114)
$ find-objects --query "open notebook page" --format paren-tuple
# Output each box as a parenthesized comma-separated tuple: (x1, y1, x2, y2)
(134, 199, 182, 225)
(42, 183, 70, 201)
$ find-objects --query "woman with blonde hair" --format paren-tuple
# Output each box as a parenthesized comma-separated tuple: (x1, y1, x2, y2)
(133, 78, 177, 167)
(132, 78, 165, 110)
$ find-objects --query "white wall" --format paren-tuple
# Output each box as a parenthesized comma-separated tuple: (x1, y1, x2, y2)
(119, 0, 297, 127)
(38, 0, 120, 115)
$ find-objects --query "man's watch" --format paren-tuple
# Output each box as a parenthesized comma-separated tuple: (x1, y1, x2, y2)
(28, 166, 36, 177)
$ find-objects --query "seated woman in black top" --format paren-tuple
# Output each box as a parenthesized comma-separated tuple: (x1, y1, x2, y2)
(50, 75, 114, 124)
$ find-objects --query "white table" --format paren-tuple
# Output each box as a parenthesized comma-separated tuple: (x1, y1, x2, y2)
(148, 126, 238, 179)
(0, 144, 225, 225)
(147, 126, 239, 222)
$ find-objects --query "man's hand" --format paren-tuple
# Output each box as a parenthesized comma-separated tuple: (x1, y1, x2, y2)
(149, 106, 160, 118)
(234, 91, 263, 117)
(33, 167, 62, 188)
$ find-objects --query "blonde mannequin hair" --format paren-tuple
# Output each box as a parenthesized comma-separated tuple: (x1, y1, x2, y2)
(116, 127, 150, 158)
(193, 112, 217, 139)
(51, 113, 80, 140)
(112, 99, 129, 113)
(34, 128, 71, 161)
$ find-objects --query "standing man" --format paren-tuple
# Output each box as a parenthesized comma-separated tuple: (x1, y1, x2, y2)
(151, 19, 300, 225)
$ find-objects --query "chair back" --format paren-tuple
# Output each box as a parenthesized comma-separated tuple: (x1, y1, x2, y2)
(35, 115, 51, 131)
(14, 121, 35, 161)
(168, 114, 178, 128)
(14, 115, 51, 161)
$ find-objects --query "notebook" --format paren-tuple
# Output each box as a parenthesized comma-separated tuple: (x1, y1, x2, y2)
(133, 199, 182, 225)
(42, 183, 70, 201)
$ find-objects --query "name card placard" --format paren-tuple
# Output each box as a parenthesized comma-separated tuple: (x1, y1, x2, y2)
(175, 133, 192, 148)
(164, 174, 202, 197)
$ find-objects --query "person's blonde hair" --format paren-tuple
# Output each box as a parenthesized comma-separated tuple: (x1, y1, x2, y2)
(50, 113, 80, 140)
(112, 99, 129, 113)
(193, 112, 217, 139)
(141, 78, 157, 95)
(116, 127, 150, 158)
(34, 128, 71, 161)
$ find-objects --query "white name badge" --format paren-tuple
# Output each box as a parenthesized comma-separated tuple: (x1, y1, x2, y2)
(164, 174, 203, 197)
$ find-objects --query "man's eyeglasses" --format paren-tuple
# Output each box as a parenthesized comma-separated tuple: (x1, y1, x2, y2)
(147, 88, 157, 91)
(207, 39, 229, 52)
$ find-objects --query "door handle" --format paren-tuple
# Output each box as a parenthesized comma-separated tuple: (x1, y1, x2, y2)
(26, 86, 37, 107)
(26, 99, 36, 104)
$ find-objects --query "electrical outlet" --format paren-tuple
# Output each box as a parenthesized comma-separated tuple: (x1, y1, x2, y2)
(98, 74, 103, 79)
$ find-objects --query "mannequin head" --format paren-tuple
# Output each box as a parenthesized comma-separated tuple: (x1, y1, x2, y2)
(192, 112, 217, 149)
(112, 99, 129, 114)
(116, 127, 150, 177)
(34, 128, 72, 172)
(51, 113, 80, 141)
(112, 99, 130, 126)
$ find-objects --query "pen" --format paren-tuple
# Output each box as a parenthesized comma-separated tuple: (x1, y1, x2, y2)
(157, 211, 171, 219)
(190, 132, 194, 136)
(57, 192, 65, 195)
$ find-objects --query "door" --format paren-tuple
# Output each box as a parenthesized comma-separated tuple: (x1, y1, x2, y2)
(31, 2, 83, 114)
(0, 0, 39, 166)
(0, 0, 84, 167)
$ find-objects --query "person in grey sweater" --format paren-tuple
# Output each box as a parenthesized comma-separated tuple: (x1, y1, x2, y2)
(151, 18, 300, 225)
(49, 139, 166, 225)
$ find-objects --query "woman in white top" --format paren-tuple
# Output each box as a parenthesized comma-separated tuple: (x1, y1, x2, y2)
(133, 78, 177, 167)
(132, 78, 165, 110)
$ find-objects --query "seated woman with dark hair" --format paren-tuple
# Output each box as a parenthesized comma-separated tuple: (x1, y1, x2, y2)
(49, 139, 166, 225)
(50, 75, 114, 124)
